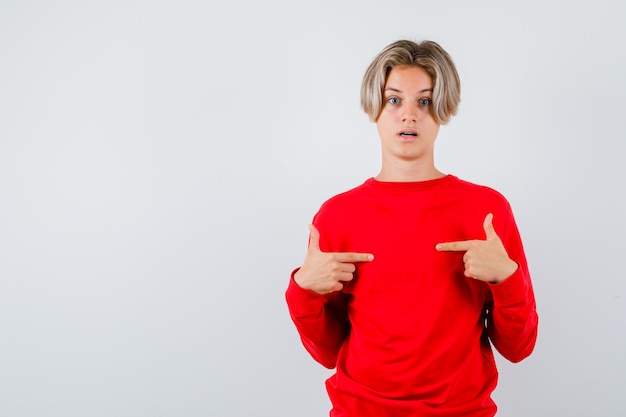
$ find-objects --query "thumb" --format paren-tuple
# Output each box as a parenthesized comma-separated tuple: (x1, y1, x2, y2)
(308, 224, 321, 252)
(483, 213, 497, 240)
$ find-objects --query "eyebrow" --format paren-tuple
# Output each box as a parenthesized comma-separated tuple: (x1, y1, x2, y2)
(385, 87, 433, 94)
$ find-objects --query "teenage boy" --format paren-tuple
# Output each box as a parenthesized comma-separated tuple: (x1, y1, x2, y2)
(286, 40, 538, 417)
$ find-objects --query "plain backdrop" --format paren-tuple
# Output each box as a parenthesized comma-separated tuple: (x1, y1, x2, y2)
(1, 1, 625, 416)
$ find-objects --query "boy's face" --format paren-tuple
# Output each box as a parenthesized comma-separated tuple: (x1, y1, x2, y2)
(376, 66, 440, 166)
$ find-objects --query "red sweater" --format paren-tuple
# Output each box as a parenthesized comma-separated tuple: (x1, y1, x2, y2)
(286, 175, 538, 417)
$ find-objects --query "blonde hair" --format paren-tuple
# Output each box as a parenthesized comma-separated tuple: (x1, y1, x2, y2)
(361, 40, 461, 124)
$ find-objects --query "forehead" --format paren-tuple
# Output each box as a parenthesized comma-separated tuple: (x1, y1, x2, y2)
(385, 66, 433, 91)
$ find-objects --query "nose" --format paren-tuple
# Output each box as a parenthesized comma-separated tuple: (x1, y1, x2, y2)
(401, 102, 418, 123)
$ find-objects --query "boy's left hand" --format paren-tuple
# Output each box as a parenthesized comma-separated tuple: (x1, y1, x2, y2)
(435, 213, 518, 284)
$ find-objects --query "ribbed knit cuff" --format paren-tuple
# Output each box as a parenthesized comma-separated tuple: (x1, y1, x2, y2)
(489, 267, 530, 307)
(285, 268, 327, 317)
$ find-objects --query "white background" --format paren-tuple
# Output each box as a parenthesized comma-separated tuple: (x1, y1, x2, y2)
(1, 1, 625, 416)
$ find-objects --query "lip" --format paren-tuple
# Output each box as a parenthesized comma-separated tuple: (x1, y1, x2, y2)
(397, 129, 419, 142)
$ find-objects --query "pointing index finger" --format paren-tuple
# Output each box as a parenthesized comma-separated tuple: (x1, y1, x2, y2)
(334, 252, 375, 263)
(436, 240, 472, 252)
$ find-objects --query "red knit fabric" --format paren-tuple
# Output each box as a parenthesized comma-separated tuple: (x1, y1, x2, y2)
(286, 175, 538, 417)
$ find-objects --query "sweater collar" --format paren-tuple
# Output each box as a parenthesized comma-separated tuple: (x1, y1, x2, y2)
(365, 175, 457, 192)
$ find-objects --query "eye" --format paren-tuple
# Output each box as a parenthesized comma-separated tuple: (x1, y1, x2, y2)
(388, 97, 400, 105)
(419, 98, 432, 106)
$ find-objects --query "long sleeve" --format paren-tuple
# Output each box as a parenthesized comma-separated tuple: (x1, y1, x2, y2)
(285, 270, 350, 369)
(487, 207, 539, 363)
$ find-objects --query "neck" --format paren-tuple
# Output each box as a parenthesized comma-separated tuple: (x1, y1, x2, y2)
(375, 158, 445, 182)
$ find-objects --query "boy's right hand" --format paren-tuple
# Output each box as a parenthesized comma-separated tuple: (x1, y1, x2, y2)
(294, 224, 374, 295)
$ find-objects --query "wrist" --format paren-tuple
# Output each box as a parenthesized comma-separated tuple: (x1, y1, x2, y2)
(494, 260, 519, 284)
